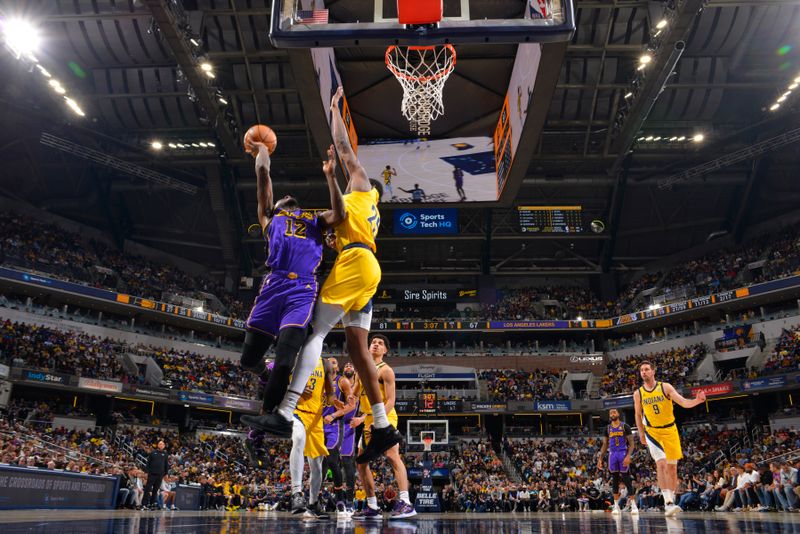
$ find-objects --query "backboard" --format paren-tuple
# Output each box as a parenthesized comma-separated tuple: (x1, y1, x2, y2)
(270, 0, 575, 48)
(407, 419, 449, 445)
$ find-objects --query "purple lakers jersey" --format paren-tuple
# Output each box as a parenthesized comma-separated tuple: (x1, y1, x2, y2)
(266, 210, 323, 276)
(608, 422, 631, 453)
(324, 375, 354, 451)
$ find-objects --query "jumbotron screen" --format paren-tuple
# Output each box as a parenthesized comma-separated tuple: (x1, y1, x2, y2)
(518, 205, 584, 233)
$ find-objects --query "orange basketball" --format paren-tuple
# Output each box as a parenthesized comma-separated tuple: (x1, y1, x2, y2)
(244, 124, 277, 155)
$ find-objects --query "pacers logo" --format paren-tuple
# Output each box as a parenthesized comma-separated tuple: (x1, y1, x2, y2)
(399, 212, 418, 230)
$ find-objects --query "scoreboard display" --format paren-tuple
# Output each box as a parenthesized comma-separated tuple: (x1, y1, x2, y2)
(518, 206, 584, 233)
(416, 391, 437, 415)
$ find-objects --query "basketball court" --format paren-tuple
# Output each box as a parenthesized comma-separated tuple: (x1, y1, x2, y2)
(0, 510, 793, 534)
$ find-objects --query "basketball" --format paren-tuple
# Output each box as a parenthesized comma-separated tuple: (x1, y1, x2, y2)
(244, 124, 277, 155)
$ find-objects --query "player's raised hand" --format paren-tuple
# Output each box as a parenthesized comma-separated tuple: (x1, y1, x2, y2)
(596, 459, 603, 471)
(695, 390, 706, 403)
(323, 144, 336, 177)
(330, 86, 343, 110)
(246, 139, 266, 157)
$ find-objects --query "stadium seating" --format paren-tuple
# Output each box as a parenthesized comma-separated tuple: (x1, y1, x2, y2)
(600, 344, 707, 397)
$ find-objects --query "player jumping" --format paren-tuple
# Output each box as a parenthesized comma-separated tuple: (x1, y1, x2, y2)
(243, 87, 404, 465)
(597, 408, 638, 514)
(633, 360, 706, 517)
(239, 142, 344, 432)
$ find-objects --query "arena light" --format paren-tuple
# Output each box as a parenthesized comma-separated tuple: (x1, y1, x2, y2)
(218, 96, 228, 105)
(639, 53, 652, 65)
(1, 18, 40, 59)
(645, 136, 654, 141)
(692, 133, 704, 142)
(656, 19, 668, 29)
(194, 306, 204, 313)
(677, 136, 686, 141)
(200, 62, 213, 72)
(624, 92, 633, 99)
(168, 142, 177, 148)
(770, 103, 780, 111)
(64, 97, 85, 117)
(777, 95, 788, 103)
(36, 64, 51, 78)
(48, 79, 66, 94)
(189, 38, 200, 47)
(151, 140, 163, 150)
(576, 316, 583, 321)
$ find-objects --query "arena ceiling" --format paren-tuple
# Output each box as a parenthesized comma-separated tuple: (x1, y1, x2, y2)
(0, 0, 799, 285)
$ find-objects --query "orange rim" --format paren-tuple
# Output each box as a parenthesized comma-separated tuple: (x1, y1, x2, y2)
(385, 44, 457, 83)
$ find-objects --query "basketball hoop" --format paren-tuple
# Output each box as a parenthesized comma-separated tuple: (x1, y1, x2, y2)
(385, 44, 456, 137)
(422, 435, 434, 452)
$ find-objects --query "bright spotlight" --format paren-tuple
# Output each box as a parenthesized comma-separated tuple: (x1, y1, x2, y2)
(151, 140, 163, 150)
(770, 103, 780, 111)
(789, 83, 798, 90)
(48, 79, 66, 94)
(692, 134, 704, 142)
(200, 62, 213, 72)
(576, 316, 583, 322)
(639, 53, 652, 65)
(656, 19, 668, 29)
(1, 18, 40, 58)
(64, 97, 85, 117)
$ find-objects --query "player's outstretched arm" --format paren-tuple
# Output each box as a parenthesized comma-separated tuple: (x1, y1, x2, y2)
(328, 376, 357, 420)
(319, 144, 346, 228)
(330, 87, 371, 193)
(323, 358, 344, 409)
(663, 382, 706, 408)
(252, 142, 273, 231)
(633, 390, 646, 446)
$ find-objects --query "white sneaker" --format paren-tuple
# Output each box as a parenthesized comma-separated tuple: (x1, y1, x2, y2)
(336, 502, 352, 520)
(630, 503, 639, 514)
(665, 504, 681, 517)
(612, 504, 621, 515)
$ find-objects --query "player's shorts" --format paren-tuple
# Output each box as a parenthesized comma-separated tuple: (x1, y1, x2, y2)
(320, 246, 380, 323)
(644, 424, 682, 462)
(324, 419, 344, 451)
(294, 409, 329, 458)
(340, 420, 357, 457)
(360, 410, 399, 448)
(609, 450, 629, 473)
(246, 271, 318, 337)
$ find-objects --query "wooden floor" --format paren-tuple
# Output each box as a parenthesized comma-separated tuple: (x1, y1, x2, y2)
(0, 509, 798, 533)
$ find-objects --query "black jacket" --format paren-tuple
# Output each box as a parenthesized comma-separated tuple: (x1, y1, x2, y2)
(146, 450, 168, 475)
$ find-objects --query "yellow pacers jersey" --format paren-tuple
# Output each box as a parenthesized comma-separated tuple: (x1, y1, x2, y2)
(334, 188, 380, 253)
(296, 358, 325, 416)
(359, 362, 397, 420)
(381, 169, 393, 185)
(294, 358, 328, 458)
(639, 381, 675, 427)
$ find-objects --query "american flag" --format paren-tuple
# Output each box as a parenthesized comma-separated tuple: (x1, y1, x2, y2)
(296, 9, 329, 24)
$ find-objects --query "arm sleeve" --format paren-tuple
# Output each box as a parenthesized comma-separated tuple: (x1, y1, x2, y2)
(623, 423, 633, 436)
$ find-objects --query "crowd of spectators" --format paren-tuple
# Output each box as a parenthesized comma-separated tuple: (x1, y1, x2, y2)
(0, 212, 250, 319)
(599, 344, 707, 397)
(478, 369, 566, 401)
(762, 326, 800, 376)
(0, 319, 257, 398)
(0, 319, 127, 381)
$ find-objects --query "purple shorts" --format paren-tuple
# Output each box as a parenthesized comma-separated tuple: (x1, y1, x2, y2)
(246, 273, 318, 337)
(340, 423, 356, 457)
(609, 450, 629, 473)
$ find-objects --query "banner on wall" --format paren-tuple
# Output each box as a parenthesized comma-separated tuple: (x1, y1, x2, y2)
(0, 465, 118, 510)
(690, 382, 734, 398)
(603, 396, 634, 409)
(21, 369, 70, 385)
(78, 377, 123, 393)
(742, 375, 787, 391)
(535, 400, 571, 412)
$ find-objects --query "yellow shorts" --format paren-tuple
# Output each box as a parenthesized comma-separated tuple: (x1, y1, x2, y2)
(294, 409, 328, 458)
(361, 410, 398, 448)
(320, 247, 381, 313)
(644, 424, 682, 462)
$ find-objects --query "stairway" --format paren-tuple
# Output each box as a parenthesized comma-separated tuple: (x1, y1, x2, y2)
(499, 447, 524, 484)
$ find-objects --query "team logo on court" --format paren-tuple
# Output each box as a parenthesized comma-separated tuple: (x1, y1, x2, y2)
(399, 212, 418, 230)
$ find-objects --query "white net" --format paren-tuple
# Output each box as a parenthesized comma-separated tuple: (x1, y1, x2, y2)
(385, 44, 456, 137)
